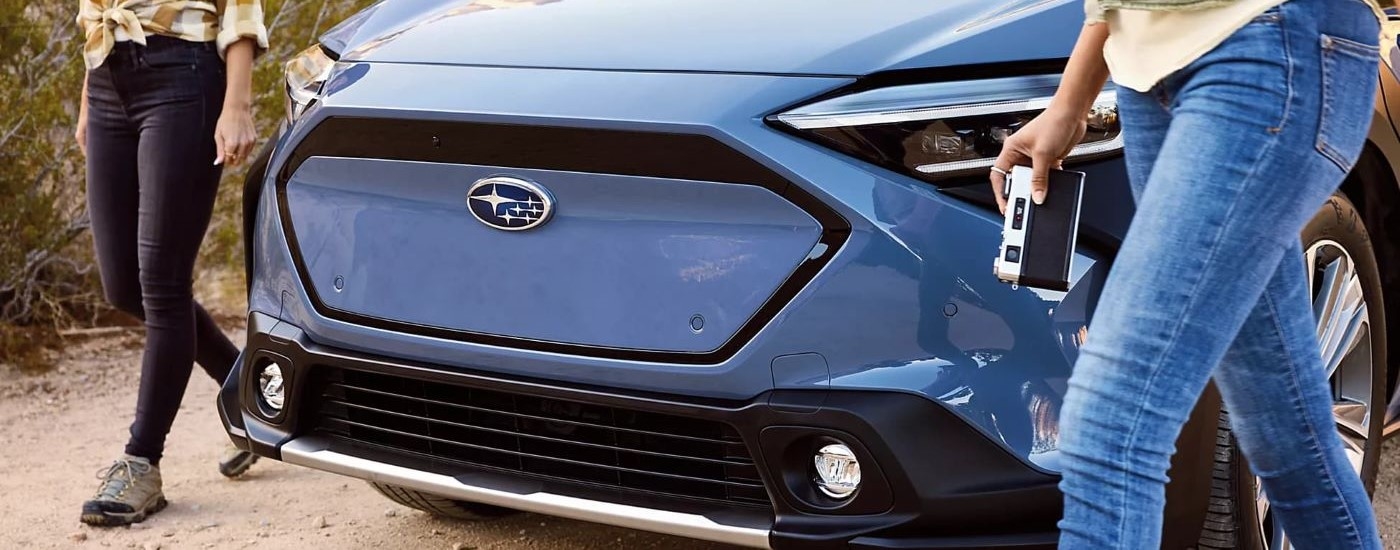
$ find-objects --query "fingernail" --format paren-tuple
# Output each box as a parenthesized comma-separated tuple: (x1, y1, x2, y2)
(1032, 190, 1045, 205)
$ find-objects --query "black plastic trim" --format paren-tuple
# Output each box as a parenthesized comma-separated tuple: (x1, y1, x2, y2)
(307, 366, 772, 508)
(227, 324, 1070, 549)
(847, 59, 1071, 97)
(218, 350, 250, 451)
(274, 116, 850, 364)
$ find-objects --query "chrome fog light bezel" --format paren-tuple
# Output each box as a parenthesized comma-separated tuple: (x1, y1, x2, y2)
(258, 362, 286, 413)
(813, 442, 862, 499)
(247, 352, 292, 423)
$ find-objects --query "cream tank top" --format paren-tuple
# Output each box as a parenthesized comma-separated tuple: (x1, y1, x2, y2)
(1085, 0, 1386, 92)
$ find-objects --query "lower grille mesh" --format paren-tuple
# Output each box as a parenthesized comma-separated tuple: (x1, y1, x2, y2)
(306, 367, 770, 507)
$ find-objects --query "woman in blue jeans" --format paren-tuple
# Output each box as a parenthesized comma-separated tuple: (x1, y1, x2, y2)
(991, 0, 1386, 546)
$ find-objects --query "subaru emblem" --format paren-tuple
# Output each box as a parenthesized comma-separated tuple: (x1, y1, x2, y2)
(466, 176, 555, 231)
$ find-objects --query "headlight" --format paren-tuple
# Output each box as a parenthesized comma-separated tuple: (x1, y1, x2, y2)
(770, 75, 1120, 181)
(285, 44, 335, 123)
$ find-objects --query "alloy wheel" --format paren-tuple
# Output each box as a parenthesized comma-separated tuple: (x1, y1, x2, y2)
(1254, 240, 1374, 550)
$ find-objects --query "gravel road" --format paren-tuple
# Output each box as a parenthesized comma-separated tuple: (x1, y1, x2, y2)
(4, 330, 1400, 549)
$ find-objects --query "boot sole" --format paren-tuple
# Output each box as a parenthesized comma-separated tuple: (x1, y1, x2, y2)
(219, 453, 259, 478)
(80, 496, 167, 527)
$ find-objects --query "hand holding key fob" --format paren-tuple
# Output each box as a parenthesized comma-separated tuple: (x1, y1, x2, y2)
(994, 165, 1085, 291)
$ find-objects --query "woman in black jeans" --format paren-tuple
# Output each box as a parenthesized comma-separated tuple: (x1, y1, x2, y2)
(74, 0, 268, 526)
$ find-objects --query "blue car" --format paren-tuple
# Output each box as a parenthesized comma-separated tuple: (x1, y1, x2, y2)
(225, 1, 1400, 548)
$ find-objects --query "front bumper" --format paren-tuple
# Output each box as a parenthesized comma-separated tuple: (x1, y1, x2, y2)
(222, 312, 1061, 549)
(280, 437, 771, 547)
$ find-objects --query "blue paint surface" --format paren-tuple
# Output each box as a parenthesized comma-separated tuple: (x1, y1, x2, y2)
(254, 1, 1129, 471)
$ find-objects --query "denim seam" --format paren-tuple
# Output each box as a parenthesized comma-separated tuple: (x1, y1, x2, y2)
(1318, 37, 1345, 168)
(1270, 8, 1295, 134)
(197, 93, 209, 149)
(97, 69, 134, 123)
(1263, 288, 1367, 547)
(1325, 34, 1383, 57)
(1116, 89, 1288, 543)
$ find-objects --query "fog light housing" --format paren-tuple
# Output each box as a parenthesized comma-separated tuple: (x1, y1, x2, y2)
(258, 363, 286, 412)
(813, 443, 861, 499)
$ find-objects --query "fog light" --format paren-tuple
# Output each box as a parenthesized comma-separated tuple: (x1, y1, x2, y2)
(258, 363, 286, 411)
(814, 443, 861, 499)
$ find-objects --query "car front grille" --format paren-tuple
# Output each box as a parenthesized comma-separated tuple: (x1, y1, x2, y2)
(305, 367, 771, 507)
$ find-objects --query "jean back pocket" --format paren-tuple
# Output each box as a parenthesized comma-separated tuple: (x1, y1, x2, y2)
(1316, 34, 1381, 172)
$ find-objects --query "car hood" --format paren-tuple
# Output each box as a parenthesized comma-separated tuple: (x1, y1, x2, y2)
(326, 0, 1082, 76)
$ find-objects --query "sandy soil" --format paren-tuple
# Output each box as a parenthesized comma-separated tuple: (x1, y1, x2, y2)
(0, 330, 733, 550)
(4, 330, 1400, 549)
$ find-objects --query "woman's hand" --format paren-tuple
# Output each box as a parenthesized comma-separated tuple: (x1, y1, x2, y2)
(214, 105, 256, 166)
(215, 38, 258, 166)
(988, 107, 1087, 212)
(989, 23, 1111, 213)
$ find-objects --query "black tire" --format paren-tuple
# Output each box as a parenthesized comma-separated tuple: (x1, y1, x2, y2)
(1198, 193, 1387, 549)
(369, 482, 519, 521)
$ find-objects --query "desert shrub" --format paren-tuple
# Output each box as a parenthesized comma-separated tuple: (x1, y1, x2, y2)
(1, 0, 378, 367)
(0, 0, 96, 368)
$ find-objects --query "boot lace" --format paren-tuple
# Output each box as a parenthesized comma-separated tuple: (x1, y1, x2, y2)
(93, 458, 150, 501)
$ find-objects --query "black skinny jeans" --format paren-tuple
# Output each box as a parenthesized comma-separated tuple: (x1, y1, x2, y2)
(86, 36, 240, 464)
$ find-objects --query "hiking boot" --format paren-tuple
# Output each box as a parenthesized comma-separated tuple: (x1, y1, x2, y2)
(80, 455, 166, 527)
(218, 446, 258, 478)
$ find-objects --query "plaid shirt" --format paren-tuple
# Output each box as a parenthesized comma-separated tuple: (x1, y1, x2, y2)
(78, 0, 269, 69)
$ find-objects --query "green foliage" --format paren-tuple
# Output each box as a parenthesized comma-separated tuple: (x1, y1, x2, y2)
(0, 0, 94, 336)
(0, 0, 378, 365)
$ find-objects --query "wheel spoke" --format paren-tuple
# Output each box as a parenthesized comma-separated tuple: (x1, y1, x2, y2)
(1313, 248, 1346, 339)
(1314, 256, 1367, 381)
(1334, 402, 1369, 440)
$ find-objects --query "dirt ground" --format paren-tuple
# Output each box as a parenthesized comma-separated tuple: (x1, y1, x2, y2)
(5, 330, 1400, 550)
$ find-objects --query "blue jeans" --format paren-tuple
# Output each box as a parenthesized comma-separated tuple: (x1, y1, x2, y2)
(1056, 0, 1383, 547)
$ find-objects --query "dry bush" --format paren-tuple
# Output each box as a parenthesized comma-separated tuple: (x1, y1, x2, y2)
(0, 0, 95, 368)
(1, 0, 378, 368)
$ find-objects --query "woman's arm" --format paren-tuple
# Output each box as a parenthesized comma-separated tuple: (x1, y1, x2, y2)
(214, 38, 257, 166)
(77, 73, 89, 156)
(1054, 24, 1112, 118)
(989, 24, 1110, 211)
